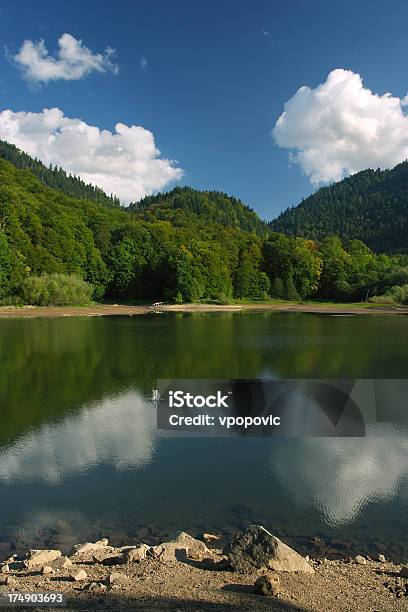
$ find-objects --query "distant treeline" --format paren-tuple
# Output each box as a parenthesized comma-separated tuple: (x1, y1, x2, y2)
(1, 151, 408, 306)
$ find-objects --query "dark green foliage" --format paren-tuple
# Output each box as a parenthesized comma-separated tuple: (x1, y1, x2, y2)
(271, 162, 408, 253)
(130, 186, 268, 234)
(270, 276, 284, 299)
(318, 237, 351, 299)
(262, 234, 321, 300)
(0, 159, 115, 299)
(172, 245, 205, 302)
(0, 140, 121, 208)
(21, 273, 93, 306)
(234, 239, 271, 299)
(0, 230, 28, 300)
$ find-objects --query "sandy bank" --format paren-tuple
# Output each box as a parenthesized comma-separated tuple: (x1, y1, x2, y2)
(0, 302, 407, 318)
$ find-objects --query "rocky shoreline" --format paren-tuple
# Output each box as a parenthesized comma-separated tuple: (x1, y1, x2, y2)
(0, 524, 407, 611)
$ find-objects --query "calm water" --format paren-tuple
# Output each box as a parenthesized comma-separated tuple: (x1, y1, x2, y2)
(0, 312, 407, 561)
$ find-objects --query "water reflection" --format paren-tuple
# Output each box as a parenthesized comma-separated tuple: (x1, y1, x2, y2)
(0, 391, 156, 484)
(0, 313, 408, 556)
(270, 428, 408, 526)
(1, 385, 407, 538)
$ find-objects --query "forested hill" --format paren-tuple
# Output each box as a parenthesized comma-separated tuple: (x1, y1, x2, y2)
(271, 162, 408, 253)
(0, 140, 121, 208)
(129, 186, 268, 234)
(2, 150, 408, 308)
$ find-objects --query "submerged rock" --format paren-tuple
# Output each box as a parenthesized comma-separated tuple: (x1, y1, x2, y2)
(254, 573, 281, 597)
(226, 525, 314, 574)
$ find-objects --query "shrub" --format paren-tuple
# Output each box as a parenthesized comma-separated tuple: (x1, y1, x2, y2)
(0, 295, 24, 306)
(369, 294, 396, 304)
(369, 284, 408, 305)
(21, 274, 93, 306)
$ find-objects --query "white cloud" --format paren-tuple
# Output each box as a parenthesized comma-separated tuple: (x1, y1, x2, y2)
(0, 107, 183, 202)
(273, 68, 408, 184)
(140, 56, 147, 69)
(13, 33, 119, 83)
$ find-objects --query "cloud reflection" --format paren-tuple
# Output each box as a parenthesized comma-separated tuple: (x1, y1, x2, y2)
(0, 390, 156, 484)
(270, 426, 408, 526)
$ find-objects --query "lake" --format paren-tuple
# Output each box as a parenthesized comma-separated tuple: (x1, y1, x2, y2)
(0, 311, 407, 561)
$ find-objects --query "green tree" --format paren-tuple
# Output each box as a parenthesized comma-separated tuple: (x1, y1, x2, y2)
(0, 231, 27, 300)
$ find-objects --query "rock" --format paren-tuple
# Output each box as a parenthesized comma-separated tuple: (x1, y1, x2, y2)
(117, 545, 141, 553)
(152, 542, 188, 562)
(70, 569, 88, 581)
(108, 571, 129, 586)
(123, 545, 149, 563)
(27, 554, 71, 573)
(226, 525, 314, 574)
(41, 566, 53, 575)
(91, 550, 121, 565)
(177, 532, 210, 559)
(49, 556, 72, 571)
(72, 538, 113, 556)
(355, 555, 367, 565)
(203, 533, 221, 542)
(378, 554, 386, 563)
(173, 532, 211, 560)
(152, 532, 210, 562)
(1, 564, 9, 573)
(87, 581, 108, 592)
(399, 564, 408, 578)
(25, 549, 62, 569)
(254, 573, 281, 597)
(5, 575, 17, 586)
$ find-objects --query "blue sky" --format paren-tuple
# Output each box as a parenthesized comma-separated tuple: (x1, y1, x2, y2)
(1, 0, 408, 219)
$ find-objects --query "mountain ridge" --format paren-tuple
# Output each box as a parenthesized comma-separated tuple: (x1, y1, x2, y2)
(0, 140, 121, 209)
(129, 186, 268, 234)
(270, 161, 408, 253)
